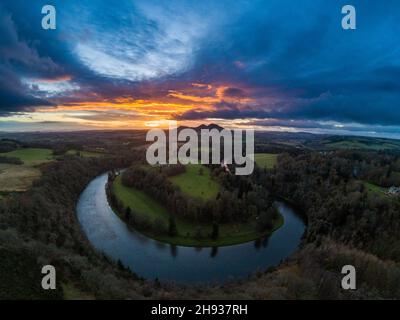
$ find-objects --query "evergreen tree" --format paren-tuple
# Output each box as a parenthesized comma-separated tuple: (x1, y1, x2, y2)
(168, 214, 178, 236)
(211, 222, 219, 240)
(125, 206, 131, 220)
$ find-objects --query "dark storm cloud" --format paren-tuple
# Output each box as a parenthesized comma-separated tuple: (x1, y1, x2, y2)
(177, 95, 400, 126)
(222, 87, 245, 98)
(0, 4, 58, 112)
(182, 0, 400, 126)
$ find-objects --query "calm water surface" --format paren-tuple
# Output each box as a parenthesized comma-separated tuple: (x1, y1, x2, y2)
(76, 173, 305, 283)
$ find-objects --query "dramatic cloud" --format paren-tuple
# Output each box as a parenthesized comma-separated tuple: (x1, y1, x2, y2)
(0, 6, 58, 112)
(0, 0, 400, 136)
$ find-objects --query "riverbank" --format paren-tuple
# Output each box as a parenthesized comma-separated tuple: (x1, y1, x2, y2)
(109, 174, 284, 247)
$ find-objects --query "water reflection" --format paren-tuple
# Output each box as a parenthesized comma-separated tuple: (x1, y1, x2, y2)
(210, 246, 218, 258)
(262, 236, 270, 247)
(170, 245, 178, 257)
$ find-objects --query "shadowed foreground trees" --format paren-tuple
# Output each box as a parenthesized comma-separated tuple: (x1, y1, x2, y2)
(1, 145, 400, 299)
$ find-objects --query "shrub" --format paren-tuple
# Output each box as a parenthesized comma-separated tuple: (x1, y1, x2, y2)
(168, 215, 178, 236)
(153, 217, 168, 235)
(0, 156, 23, 165)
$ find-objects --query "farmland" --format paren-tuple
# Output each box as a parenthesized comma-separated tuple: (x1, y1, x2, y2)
(0, 148, 54, 193)
(254, 153, 278, 169)
(168, 164, 220, 201)
(0, 148, 53, 166)
(65, 149, 104, 157)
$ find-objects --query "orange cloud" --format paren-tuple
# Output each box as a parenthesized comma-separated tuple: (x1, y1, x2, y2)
(33, 75, 73, 83)
(168, 90, 220, 103)
(29, 82, 257, 129)
(191, 83, 212, 90)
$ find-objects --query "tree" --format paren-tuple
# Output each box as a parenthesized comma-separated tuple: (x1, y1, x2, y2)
(125, 206, 131, 220)
(117, 259, 124, 270)
(153, 217, 167, 235)
(168, 215, 178, 236)
(256, 209, 274, 232)
(211, 222, 219, 240)
(194, 227, 203, 239)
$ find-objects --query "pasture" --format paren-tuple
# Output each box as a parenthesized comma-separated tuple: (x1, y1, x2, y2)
(65, 149, 104, 157)
(0, 148, 53, 166)
(254, 153, 278, 169)
(168, 164, 220, 200)
(363, 181, 387, 196)
(326, 139, 400, 151)
(0, 148, 54, 192)
(113, 175, 170, 222)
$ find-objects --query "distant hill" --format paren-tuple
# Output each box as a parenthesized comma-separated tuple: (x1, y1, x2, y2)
(255, 131, 400, 152)
(320, 135, 400, 151)
(196, 123, 224, 131)
(177, 123, 225, 132)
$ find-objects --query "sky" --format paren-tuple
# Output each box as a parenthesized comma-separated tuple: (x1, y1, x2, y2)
(0, 0, 400, 138)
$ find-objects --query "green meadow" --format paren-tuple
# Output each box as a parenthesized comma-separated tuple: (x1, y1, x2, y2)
(0, 148, 54, 193)
(113, 175, 170, 222)
(65, 149, 104, 157)
(0, 148, 53, 166)
(326, 140, 400, 151)
(362, 181, 387, 196)
(168, 164, 220, 201)
(254, 153, 278, 169)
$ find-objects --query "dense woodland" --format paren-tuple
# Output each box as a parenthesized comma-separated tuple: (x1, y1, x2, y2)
(1, 133, 400, 299)
(256, 151, 400, 261)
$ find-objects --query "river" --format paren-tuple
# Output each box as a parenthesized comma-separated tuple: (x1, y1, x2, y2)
(76, 173, 305, 283)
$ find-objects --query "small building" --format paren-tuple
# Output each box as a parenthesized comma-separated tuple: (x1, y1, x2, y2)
(220, 161, 230, 173)
(387, 186, 400, 196)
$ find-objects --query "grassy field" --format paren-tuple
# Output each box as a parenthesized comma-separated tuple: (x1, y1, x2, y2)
(0, 164, 41, 192)
(326, 140, 400, 151)
(113, 175, 170, 222)
(65, 149, 103, 157)
(0, 148, 53, 165)
(168, 164, 220, 201)
(255, 153, 278, 169)
(363, 181, 387, 196)
(112, 175, 283, 246)
(0, 148, 54, 192)
(62, 283, 94, 300)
